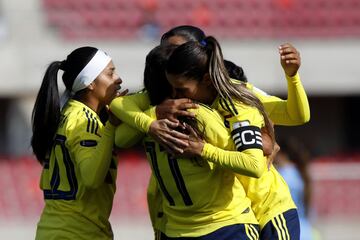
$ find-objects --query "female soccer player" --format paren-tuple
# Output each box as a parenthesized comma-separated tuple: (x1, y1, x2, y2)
(165, 36, 300, 240)
(31, 46, 124, 240)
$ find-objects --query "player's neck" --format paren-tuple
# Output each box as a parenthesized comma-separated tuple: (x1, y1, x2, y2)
(76, 95, 103, 115)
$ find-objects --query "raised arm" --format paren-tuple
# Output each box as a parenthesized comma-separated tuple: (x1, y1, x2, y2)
(248, 43, 310, 126)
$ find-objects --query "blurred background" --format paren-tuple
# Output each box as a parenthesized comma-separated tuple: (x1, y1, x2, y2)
(0, 0, 359, 239)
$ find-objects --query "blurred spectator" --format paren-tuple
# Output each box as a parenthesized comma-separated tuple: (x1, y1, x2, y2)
(275, 137, 318, 240)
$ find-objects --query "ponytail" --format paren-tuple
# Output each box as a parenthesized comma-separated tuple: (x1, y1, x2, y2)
(31, 61, 62, 164)
(204, 36, 275, 142)
(166, 36, 274, 142)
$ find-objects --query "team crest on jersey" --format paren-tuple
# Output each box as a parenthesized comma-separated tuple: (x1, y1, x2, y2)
(232, 120, 250, 130)
(80, 140, 98, 147)
(231, 121, 262, 151)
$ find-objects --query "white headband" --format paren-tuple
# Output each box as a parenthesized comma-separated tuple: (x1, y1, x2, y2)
(71, 50, 111, 93)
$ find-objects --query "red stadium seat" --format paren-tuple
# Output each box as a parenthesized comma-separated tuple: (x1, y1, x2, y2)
(40, 0, 360, 40)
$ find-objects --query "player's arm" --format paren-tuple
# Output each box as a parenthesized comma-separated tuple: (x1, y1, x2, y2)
(114, 123, 145, 148)
(183, 107, 267, 178)
(113, 105, 190, 154)
(278, 43, 310, 125)
(250, 73, 309, 126)
(201, 143, 265, 178)
(110, 92, 199, 132)
(110, 91, 154, 132)
(261, 127, 273, 156)
(252, 73, 310, 126)
(113, 106, 188, 151)
(155, 98, 198, 123)
(283, 72, 310, 125)
(277, 43, 310, 125)
(71, 117, 116, 188)
(249, 43, 310, 126)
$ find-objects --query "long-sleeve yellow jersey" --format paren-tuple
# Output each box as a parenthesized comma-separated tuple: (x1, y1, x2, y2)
(36, 100, 117, 240)
(115, 103, 266, 237)
(109, 73, 310, 133)
(212, 96, 296, 229)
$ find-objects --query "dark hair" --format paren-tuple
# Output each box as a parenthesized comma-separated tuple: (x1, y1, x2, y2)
(31, 46, 98, 164)
(161, 25, 247, 83)
(144, 44, 177, 105)
(224, 60, 247, 83)
(277, 138, 312, 216)
(144, 44, 206, 154)
(160, 25, 206, 45)
(166, 36, 274, 142)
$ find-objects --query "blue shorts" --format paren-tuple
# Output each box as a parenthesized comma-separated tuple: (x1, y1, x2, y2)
(160, 223, 260, 240)
(260, 208, 300, 240)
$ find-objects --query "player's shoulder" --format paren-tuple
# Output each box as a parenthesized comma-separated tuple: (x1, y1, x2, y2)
(191, 102, 224, 121)
(125, 89, 149, 99)
(219, 97, 259, 117)
(220, 99, 264, 128)
(63, 100, 101, 134)
(197, 102, 215, 114)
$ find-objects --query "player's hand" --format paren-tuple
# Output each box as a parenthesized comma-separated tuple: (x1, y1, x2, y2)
(106, 106, 122, 126)
(116, 88, 129, 97)
(148, 119, 189, 155)
(156, 98, 198, 123)
(261, 127, 274, 156)
(279, 43, 301, 77)
(176, 123, 204, 158)
(266, 142, 280, 170)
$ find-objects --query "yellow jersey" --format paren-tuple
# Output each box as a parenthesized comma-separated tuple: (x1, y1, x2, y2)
(115, 104, 264, 237)
(246, 73, 310, 126)
(109, 73, 310, 133)
(213, 97, 296, 229)
(110, 73, 309, 231)
(36, 99, 117, 240)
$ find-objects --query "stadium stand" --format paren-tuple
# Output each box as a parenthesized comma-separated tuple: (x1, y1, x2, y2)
(1, 152, 360, 221)
(0, 150, 151, 221)
(310, 154, 360, 217)
(42, 0, 360, 40)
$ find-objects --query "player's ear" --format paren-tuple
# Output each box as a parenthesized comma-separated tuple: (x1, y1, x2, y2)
(202, 73, 212, 86)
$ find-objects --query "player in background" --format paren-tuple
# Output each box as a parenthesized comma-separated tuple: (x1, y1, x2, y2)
(275, 138, 315, 240)
(31, 46, 125, 240)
